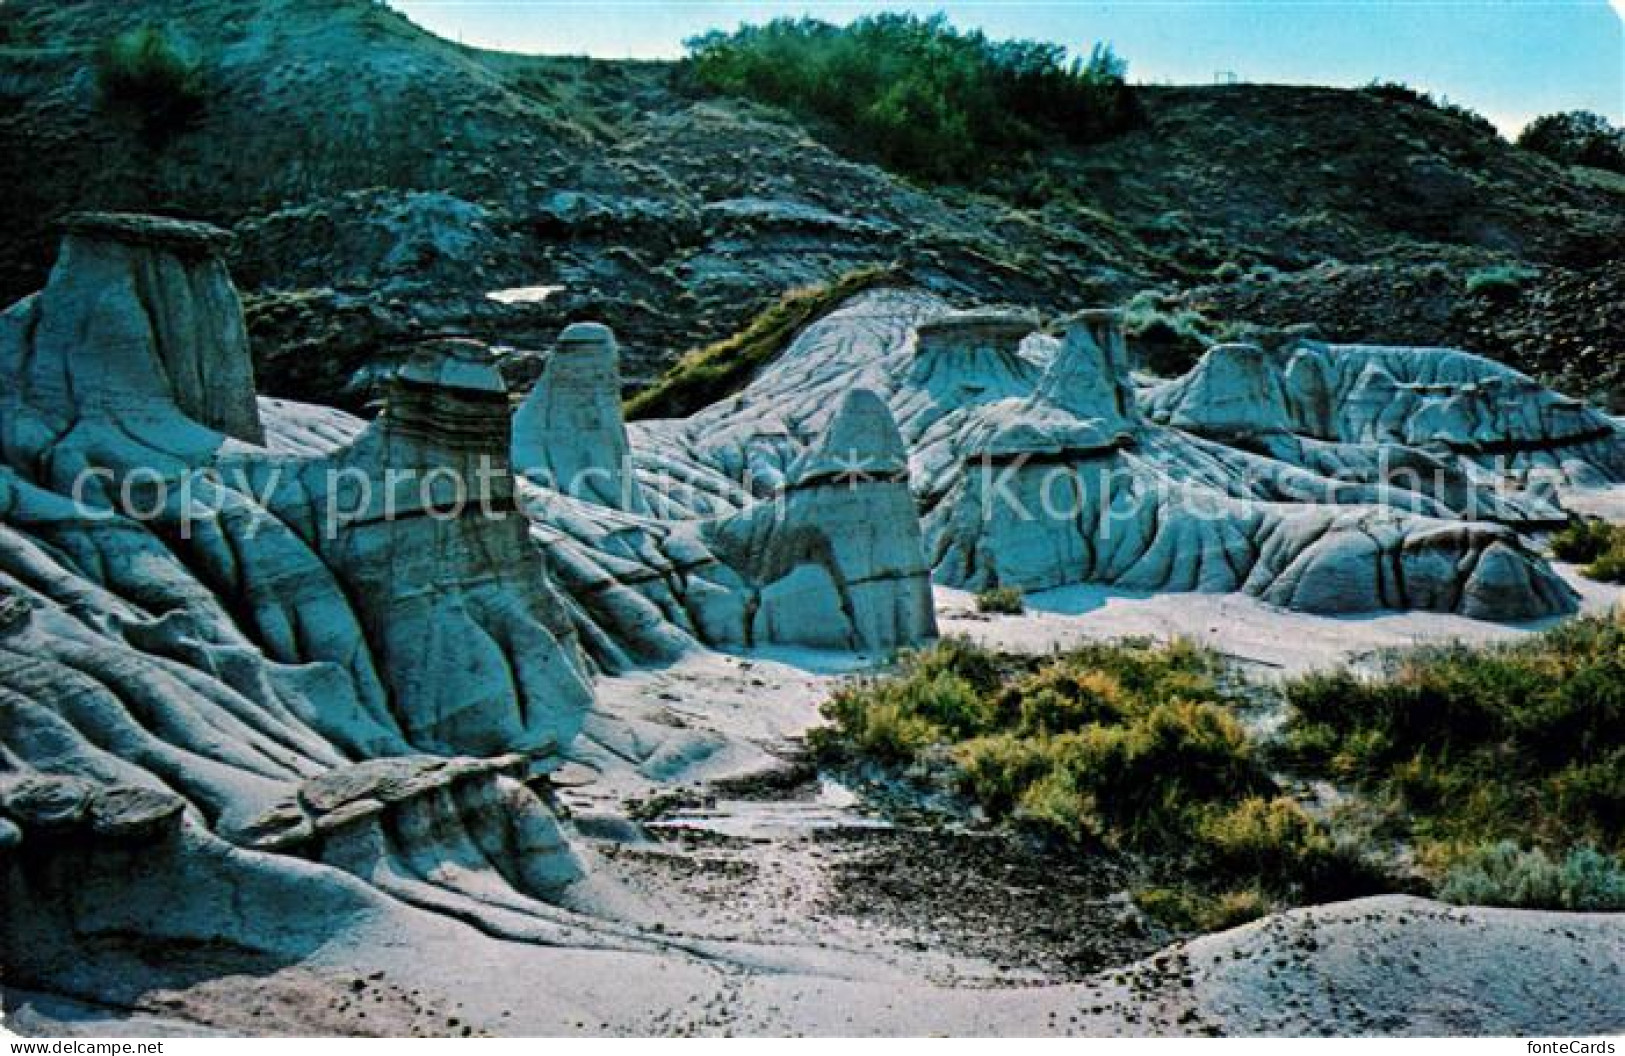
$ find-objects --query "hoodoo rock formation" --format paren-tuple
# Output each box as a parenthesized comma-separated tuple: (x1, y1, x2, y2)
(264, 337, 596, 758)
(513, 321, 649, 514)
(702, 389, 937, 652)
(0, 219, 617, 999)
(2, 212, 264, 447)
(1146, 340, 1625, 486)
(518, 328, 939, 660)
(0, 218, 943, 1005)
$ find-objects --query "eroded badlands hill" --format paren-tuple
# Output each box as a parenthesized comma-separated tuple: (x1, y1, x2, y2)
(3, 212, 1624, 1035)
(2, 0, 1622, 407)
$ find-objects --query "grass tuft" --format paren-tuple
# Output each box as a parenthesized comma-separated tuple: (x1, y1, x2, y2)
(975, 586, 1026, 615)
(625, 265, 904, 420)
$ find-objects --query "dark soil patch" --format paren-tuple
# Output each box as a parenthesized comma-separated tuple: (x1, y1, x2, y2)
(816, 827, 1169, 980)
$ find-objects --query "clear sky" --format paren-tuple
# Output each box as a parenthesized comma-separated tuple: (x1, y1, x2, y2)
(391, 1, 1622, 136)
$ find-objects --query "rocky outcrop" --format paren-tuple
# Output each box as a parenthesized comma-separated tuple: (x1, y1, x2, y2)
(513, 322, 648, 513)
(252, 338, 595, 759)
(0, 228, 947, 1010)
(1141, 895, 1625, 1036)
(633, 289, 1591, 620)
(0, 220, 625, 1004)
(503, 322, 938, 659)
(1147, 340, 1625, 486)
(701, 390, 937, 651)
(2, 212, 263, 446)
(238, 754, 583, 898)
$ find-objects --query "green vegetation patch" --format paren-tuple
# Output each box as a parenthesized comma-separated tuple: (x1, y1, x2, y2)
(974, 586, 1026, 615)
(1438, 842, 1625, 911)
(682, 13, 1139, 183)
(813, 637, 1385, 930)
(1464, 263, 1539, 300)
(625, 265, 903, 420)
(816, 616, 1625, 928)
(1549, 519, 1625, 584)
(1282, 613, 1625, 886)
(1518, 111, 1625, 176)
(93, 26, 208, 147)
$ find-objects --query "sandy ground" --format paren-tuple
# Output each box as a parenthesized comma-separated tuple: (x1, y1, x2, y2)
(941, 564, 1623, 678)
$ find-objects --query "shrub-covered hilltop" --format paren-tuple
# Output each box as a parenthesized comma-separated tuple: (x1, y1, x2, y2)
(813, 618, 1625, 932)
(682, 14, 1139, 182)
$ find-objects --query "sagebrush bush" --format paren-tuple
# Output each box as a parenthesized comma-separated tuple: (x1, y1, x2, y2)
(682, 13, 1139, 182)
(1587, 550, 1625, 584)
(810, 636, 1003, 762)
(1282, 614, 1625, 853)
(93, 26, 207, 145)
(817, 635, 1396, 930)
(1134, 886, 1270, 932)
(1439, 842, 1625, 911)
(1551, 519, 1625, 583)
(1550, 518, 1618, 563)
(819, 636, 1274, 848)
(975, 585, 1025, 615)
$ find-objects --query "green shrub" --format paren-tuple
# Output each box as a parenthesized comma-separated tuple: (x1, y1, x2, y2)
(1550, 518, 1617, 563)
(1465, 264, 1538, 299)
(1197, 796, 1326, 875)
(682, 14, 1139, 183)
(902, 634, 1005, 697)
(1548, 520, 1625, 583)
(818, 635, 1398, 929)
(1282, 614, 1625, 854)
(975, 585, 1025, 615)
(1194, 796, 1386, 900)
(810, 636, 1004, 763)
(1585, 549, 1625, 584)
(1008, 669, 1126, 735)
(93, 26, 207, 146)
(1439, 842, 1625, 910)
(1055, 637, 1225, 708)
(626, 265, 903, 420)
(1134, 885, 1270, 932)
(1121, 293, 1215, 376)
(1202, 888, 1272, 929)
(818, 636, 1259, 840)
(1517, 111, 1625, 175)
(955, 733, 1054, 817)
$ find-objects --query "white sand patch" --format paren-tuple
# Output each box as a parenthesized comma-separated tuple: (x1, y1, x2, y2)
(1563, 484, 1625, 522)
(487, 284, 563, 304)
(937, 567, 1622, 677)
